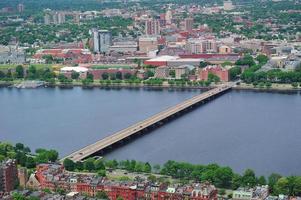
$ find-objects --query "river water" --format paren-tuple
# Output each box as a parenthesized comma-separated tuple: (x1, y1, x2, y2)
(0, 87, 300, 176)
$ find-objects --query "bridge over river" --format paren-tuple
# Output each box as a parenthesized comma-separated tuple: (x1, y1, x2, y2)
(61, 83, 234, 162)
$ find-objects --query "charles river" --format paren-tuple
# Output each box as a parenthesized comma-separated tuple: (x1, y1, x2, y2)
(0, 87, 301, 176)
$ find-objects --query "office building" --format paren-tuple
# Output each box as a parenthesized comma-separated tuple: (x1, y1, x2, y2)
(145, 19, 160, 35)
(184, 18, 194, 32)
(17, 3, 24, 12)
(92, 29, 112, 53)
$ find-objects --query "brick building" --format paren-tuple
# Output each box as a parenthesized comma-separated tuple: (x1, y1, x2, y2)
(30, 163, 218, 200)
(0, 159, 18, 193)
(89, 68, 137, 80)
(199, 65, 229, 82)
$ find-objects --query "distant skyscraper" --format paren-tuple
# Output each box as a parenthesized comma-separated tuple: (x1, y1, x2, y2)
(145, 19, 160, 35)
(17, 3, 24, 12)
(184, 18, 194, 32)
(92, 29, 112, 53)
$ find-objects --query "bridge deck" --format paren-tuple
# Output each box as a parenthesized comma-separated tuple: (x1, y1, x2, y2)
(61, 84, 233, 162)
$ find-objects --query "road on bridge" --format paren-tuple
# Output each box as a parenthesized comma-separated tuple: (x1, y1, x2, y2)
(61, 83, 234, 163)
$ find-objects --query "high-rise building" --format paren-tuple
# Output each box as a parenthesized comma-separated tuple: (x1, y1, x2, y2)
(92, 29, 112, 53)
(165, 8, 172, 24)
(17, 3, 24, 12)
(58, 12, 66, 24)
(184, 18, 194, 32)
(186, 38, 204, 54)
(203, 39, 217, 53)
(0, 159, 18, 193)
(52, 13, 58, 24)
(44, 13, 51, 25)
(145, 19, 160, 35)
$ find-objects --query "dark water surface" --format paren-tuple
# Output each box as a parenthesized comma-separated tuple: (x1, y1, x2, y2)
(1, 87, 301, 176)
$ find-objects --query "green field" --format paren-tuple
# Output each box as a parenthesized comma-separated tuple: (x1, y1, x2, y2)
(0, 64, 60, 70)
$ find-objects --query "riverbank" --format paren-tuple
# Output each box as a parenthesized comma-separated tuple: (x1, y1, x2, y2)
(1, 80, 301, 92)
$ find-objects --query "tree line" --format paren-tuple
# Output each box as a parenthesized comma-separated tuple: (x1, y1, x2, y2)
(63, 157, 301, 196)
(0, 141, 58, 169)
(1, 140, 301, 197)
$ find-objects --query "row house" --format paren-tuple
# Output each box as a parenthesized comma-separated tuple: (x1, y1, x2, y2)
(30, 164, 218, 200)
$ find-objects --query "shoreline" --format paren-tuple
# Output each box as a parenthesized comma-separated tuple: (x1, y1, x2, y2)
(1, 81, 301, 93)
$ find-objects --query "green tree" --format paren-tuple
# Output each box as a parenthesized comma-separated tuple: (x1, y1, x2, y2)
(214, 167, 234, 188)
(109, 73, 116, 80)
(47, 150, 58, 162)
(97, 169, 106, 177)
(116, 71, 123, 80)
(124, 73, 132, 80)
(269, 173, 282, 192)
(229, 66, 242, 80)
(293, 176, 301, 196)
(146, 70, 154, 78)
(26, 156, 36, 169)
(63, 158, 75, 171)
(232, 173, 242, 189)
(153, 164, 161, 173)
(96, 191, 109, 199)
(144, 162, 152, 173)
(0, 71, 5, 79)
(169, 70, 175, 78)
(74, 161, 83, 170)
(16, 152, 27, 167)
(42, 55, 54, 64)
(199, 61, 209, 68)
(27, 65, 37, 80)
(208, 72, 220, 83)
(84, 158, 95, 171)
(102, 72, 109, 80)
(242, 169, 257, 187)
(71, 71, 80, 79)
(258, 176, 267, 186)
(94, 160, 105, 170)
(147, 175, 157, 183)
(12, 192, 27, 200)
(15, 143, 24, 151)
(15, 65, 24, 78)
(256, 54, 269, 64)
(274, 177, 289, 195)
(87, 73, 94, 81)
(236, 55, 255, 67)
(6, 69, 13, 79)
